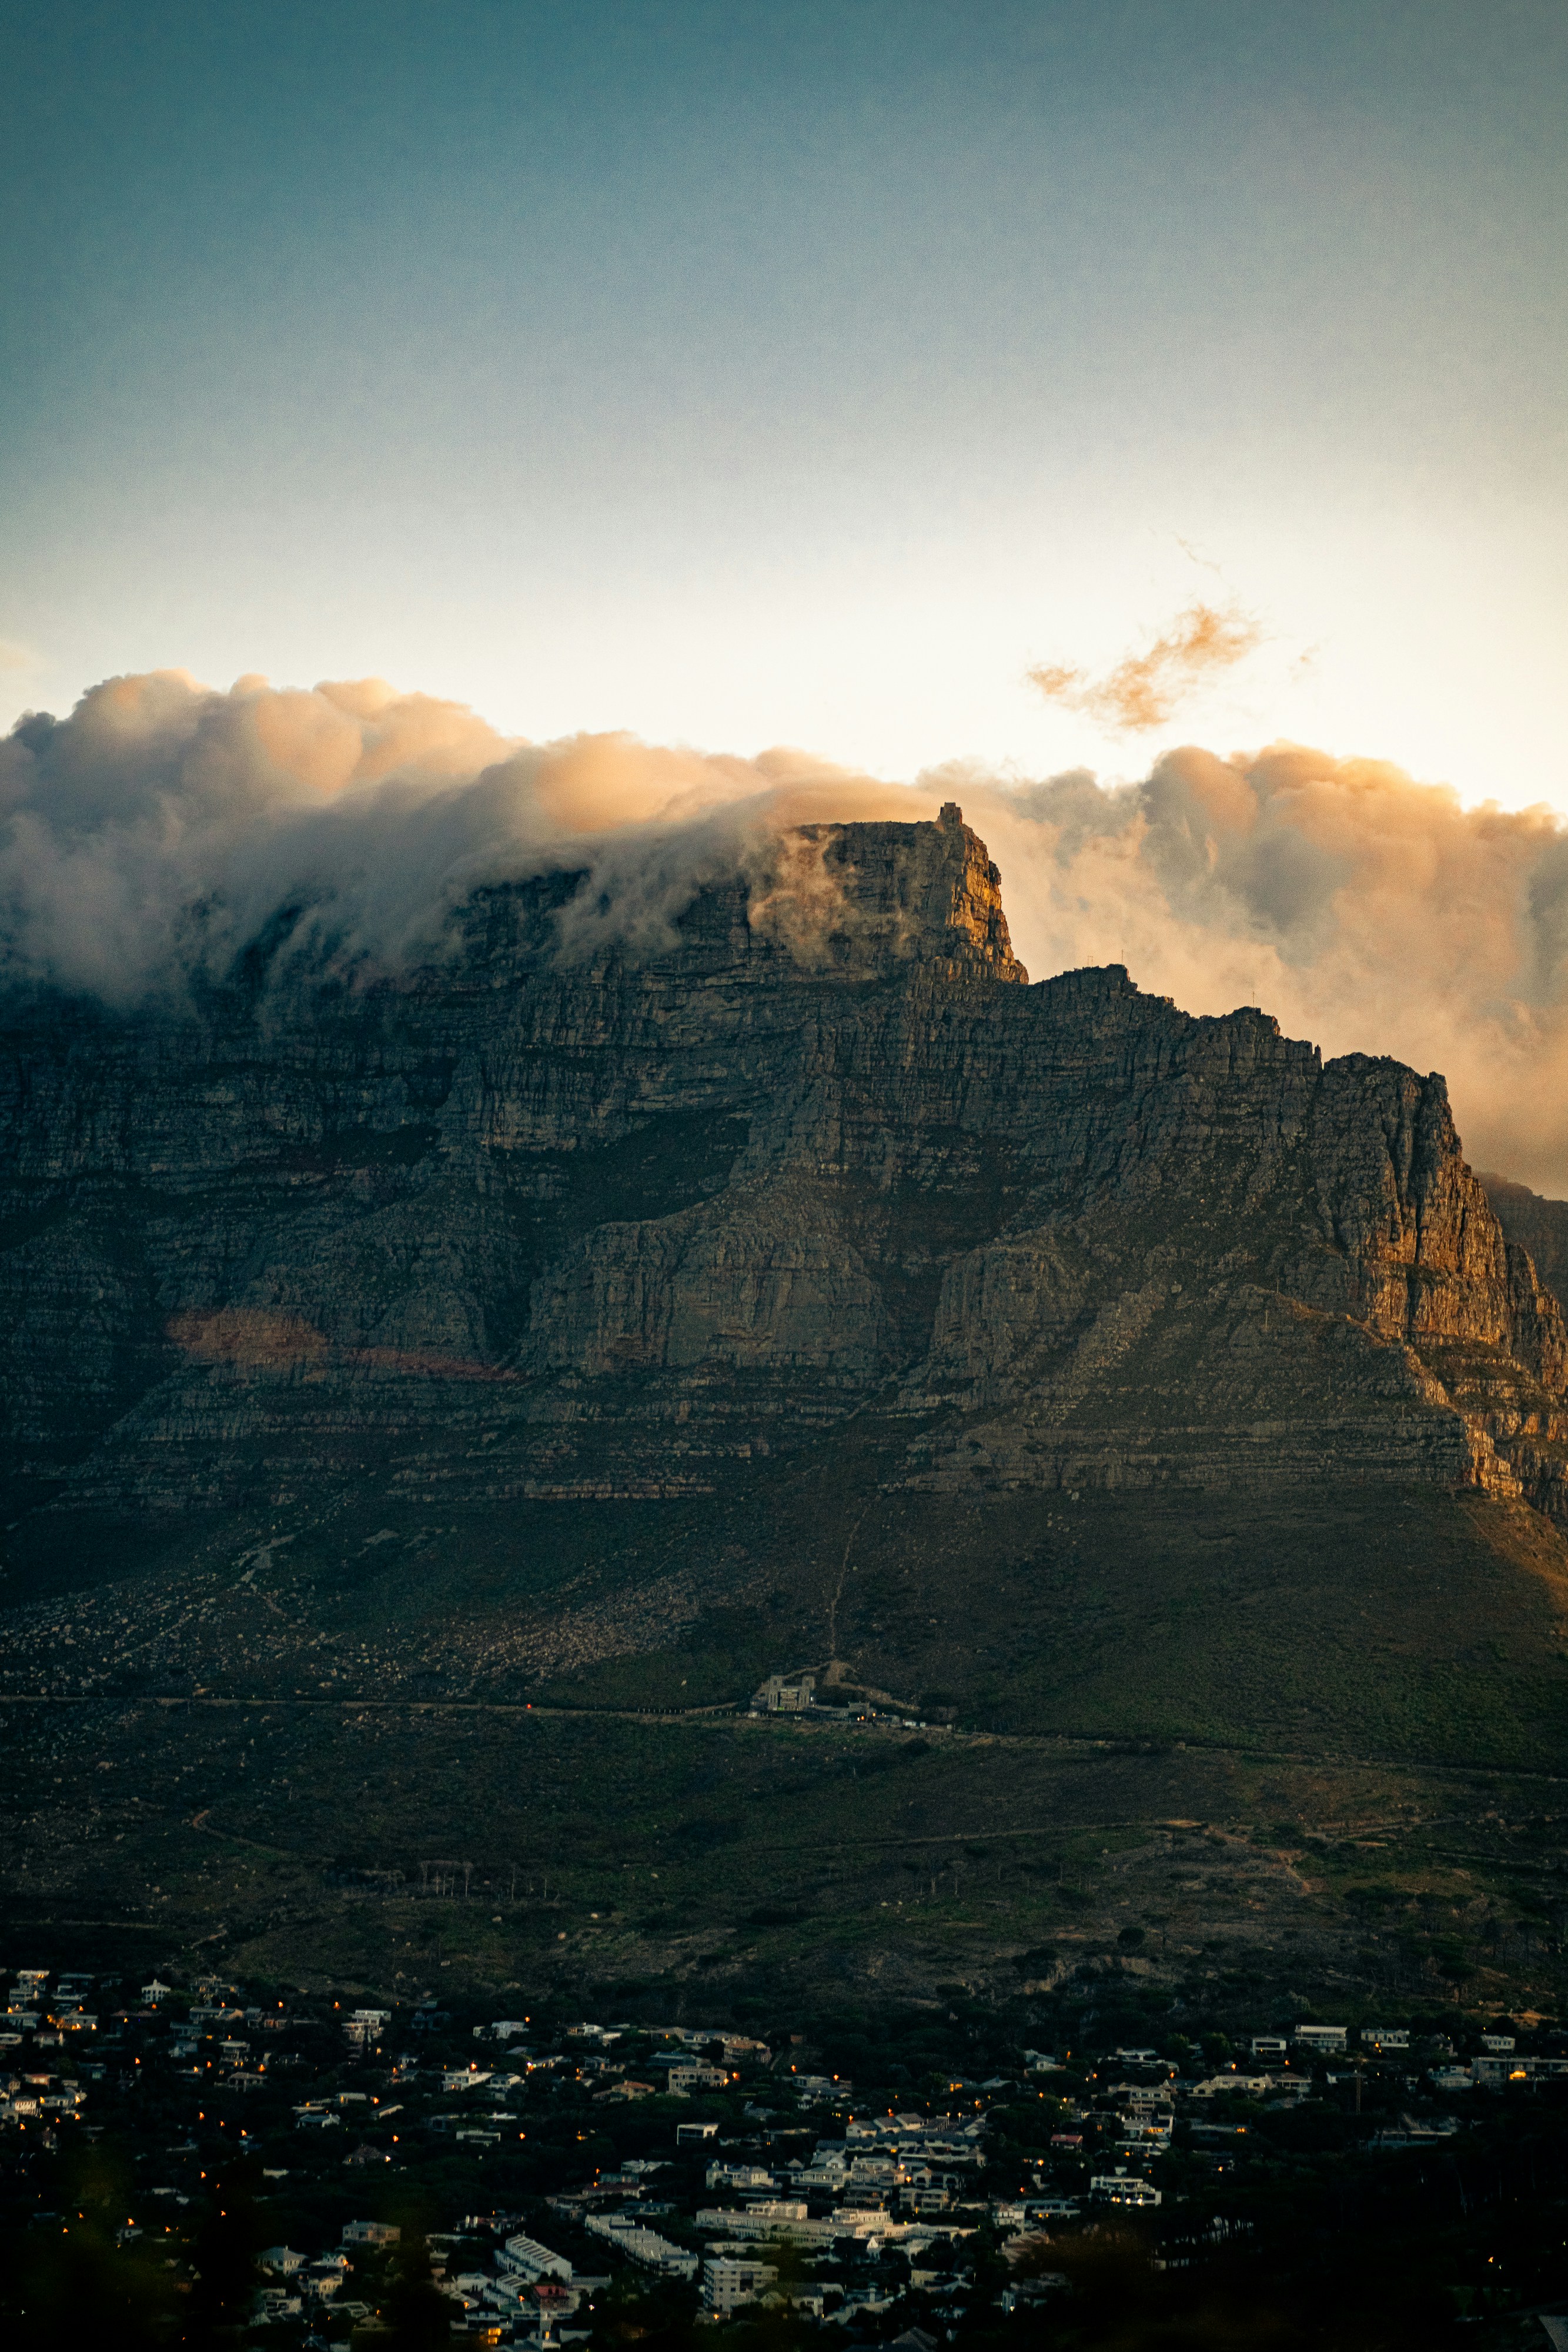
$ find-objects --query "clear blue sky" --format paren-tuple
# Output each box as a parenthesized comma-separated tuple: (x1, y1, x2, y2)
(3, 0, 1564, 797)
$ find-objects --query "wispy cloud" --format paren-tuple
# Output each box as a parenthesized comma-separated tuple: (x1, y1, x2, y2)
(1027, 600, 1263, 731)
(0, 639, 40, 674)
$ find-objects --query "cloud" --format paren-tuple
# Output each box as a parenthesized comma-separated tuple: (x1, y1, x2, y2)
(0, 669, 907, 1004)
(1027, 600, 1263, 731)
(947, 745, 1568, 1196)
(12, 669, 1568, 1194)
(0, 639, 40, 674)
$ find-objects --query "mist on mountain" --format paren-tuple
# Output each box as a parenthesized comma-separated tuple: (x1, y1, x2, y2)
(7, 667, 1568, 1188)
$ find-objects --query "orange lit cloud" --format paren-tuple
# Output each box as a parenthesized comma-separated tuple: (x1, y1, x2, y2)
(0, 669, 907, 1000)
(14, 670, 1568, 1194)
(951, 744, 1568, 1195)
(1027, 600, 1263, 730)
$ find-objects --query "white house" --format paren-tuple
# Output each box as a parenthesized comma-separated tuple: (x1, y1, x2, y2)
(707, 2163, 774, 2191)
(1089, 2173, 1161, 2208)
(703, 2259, 778, 2316)
(1292, 2025, 1347, 2052)
(500, 2232, 573, 2284)
(583, 2215, 696, 2279)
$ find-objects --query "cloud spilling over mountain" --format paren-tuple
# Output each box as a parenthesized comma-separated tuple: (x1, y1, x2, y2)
(966, 746, 1568, 1196)
(0, 669, 906, 1001)
(8, 669, 1568, 1191)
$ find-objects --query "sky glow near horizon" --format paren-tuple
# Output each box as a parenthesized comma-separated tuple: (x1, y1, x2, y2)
(2, 0, 1566, 811)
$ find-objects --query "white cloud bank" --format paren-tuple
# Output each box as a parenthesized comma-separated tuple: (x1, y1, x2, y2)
(6, 668, 1568, 1194)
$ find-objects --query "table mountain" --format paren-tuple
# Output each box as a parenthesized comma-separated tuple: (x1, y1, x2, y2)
(4, 801, 1566, 1535)
(9, 804, 1568, 2009)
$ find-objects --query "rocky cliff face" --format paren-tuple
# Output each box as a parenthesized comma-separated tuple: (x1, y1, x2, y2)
(4, 807, 1567, 1544)
(1482, 1173, 1568, 1308)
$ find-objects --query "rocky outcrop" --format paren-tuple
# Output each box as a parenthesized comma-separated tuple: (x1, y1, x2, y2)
(1483, 1174, 1568, 1306)
(787, 803, 1028, 980)
(4, 808, 1567, 1532)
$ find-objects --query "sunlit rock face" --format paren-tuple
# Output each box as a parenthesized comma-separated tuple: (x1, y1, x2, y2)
(4, 808, 1567, 1528)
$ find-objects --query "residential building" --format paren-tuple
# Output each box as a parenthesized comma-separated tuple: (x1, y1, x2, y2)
(665, 2062, 729, 2093)
(707, 2163, 775, 2191)
(583, 2214, 697, 2279)
(1114, 2083, 1174, 2110)
(703, 2258, 778, 2316)
(500, 2233, 573, 2284)
(695, 2206, 839, 2248)
(1089, 2173, 1161, 2208)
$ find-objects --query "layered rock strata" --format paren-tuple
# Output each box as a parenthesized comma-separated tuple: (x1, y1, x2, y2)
(4, 808, 1567, 1528)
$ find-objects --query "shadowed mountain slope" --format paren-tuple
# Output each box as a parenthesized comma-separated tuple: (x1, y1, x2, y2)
(1483, 1171, 1568, 1311)
(6, 808, 1568, 2005)
(5, 804, 1568, 1529)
